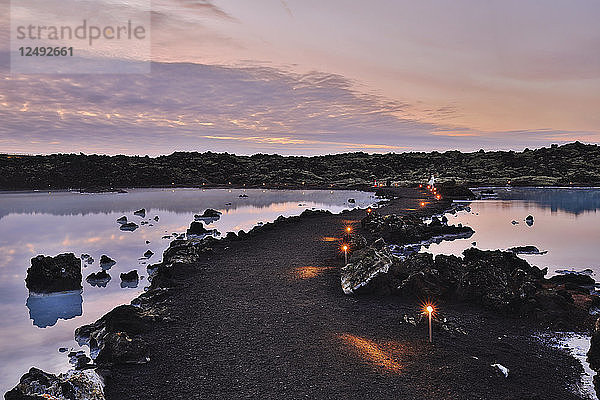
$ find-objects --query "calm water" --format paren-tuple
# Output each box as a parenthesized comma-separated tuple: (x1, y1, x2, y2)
(425, 187, 600, 276)
(0, 188, 376, 393)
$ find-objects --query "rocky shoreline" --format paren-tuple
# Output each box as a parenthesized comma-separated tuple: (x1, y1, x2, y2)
(5, 187, 599, 399)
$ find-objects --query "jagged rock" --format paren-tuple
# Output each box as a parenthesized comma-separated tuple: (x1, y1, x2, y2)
(68, 350, 93, 370)
(361, 211, 474, 245)
(26, 254, 82, 293)
(348, 198, 356, 203)
(119, 222, 139, 232)
(75, 305, 154, 367)
(86, 271, 111, 287)
(507, 246, 547, 255)
(525, 215, 534, 226)
(99, 255, 116, 270)
(143, 250, 154, 258)
(588, 318, 600, 376)
(341, 245, 396, 295)
(4, 367, 104, 400)
(187, 221, 208, 236)
(239, 194, 248, 198)
(225, 232, 238, 240)
(202, 208, 222, 218)
(342, 243, 592, 329)
(349, 234, 368, 251)
(80, 254, 94, 265)
(134, 208, 146, 217)
(120, 270, 139, 281)
(116, 216, 127, 224)
(154, 216, 159, 221)
(548, 273, 595, 286)
(146, 238, 216, 290)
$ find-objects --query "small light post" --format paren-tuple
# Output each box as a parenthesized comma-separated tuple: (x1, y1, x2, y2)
(342, 245, 348, 265)
(426, 305, 433, 343)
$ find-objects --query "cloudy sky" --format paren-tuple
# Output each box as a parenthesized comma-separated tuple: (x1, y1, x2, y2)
(1, 0, 599, 155)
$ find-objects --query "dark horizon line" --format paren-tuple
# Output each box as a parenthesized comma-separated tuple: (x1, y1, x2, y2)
(2, 141, 598, 159)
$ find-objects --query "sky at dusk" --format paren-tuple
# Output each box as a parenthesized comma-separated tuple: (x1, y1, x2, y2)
(0, 0, 599, 155)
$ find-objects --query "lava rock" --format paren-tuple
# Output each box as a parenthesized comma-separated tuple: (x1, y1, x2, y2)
(99, 255, 116, 269)
(348, 198, 356, 203)
(86, 270, 111, 287)
(120, 270, 139, 281)
(507, 246, 547, 255)
(341, 241, 591, 329)
(4, 367, 105, 400)
(202, 208, 222, 218)
(120, 222, 139, 231)
(361, 211, 474, 245)
(525, 215, 534, 226)
(143, 250, 154, 258)
(134, 208, 146, 217)
(548, 273, 595, 286)
(187, 221, 208, 236)
(75, 305, 154, 367)
(116, 216, 128, 224)
(26, 254, 82, 293)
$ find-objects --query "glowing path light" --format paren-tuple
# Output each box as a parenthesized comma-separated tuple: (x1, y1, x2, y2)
(342, 244, 349, 265)
(422, 303, 436, 343)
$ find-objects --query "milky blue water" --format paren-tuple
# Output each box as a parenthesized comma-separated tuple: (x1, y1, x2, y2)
(0, 188, 376, 394)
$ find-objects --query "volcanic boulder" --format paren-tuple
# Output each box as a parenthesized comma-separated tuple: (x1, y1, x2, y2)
(25, 254, 82, 293)
(4, 367, 104, 400)
(187, 221, 208, 236)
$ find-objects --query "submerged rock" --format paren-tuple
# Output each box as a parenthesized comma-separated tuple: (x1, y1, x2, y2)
(26, 254, 82, 293)
(507, 245, 547, 255)
(134, 208, 146, 217)
(202, 208, 222, 218)
(120, 270, 139, 282)
(143, 250, 154, 259)
(86, 271, 111, 287)
(348, 198, 356, 203)
(5, 367, 105, 400)
(119, 222, 139, 232)
(154, 216, 159, 221)
(525, 215, 534, 226)
(99, 255, 116, 270)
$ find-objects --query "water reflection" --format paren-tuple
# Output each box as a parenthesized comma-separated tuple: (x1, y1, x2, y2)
(473, 187, 600, 215)
(26, 291, 83, 328)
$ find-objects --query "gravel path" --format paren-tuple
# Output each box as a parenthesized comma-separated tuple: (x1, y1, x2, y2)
(104, 188, 586, 400)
